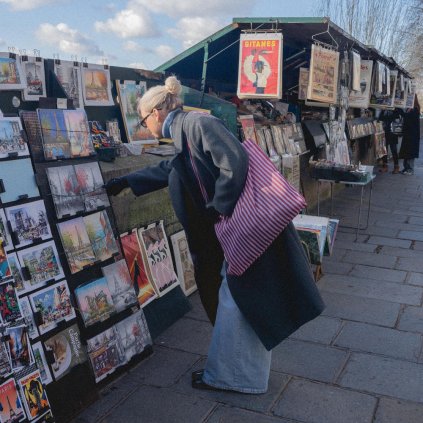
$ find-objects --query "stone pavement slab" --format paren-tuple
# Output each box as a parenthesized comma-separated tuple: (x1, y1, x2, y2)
(289, 316, 342, 345)
(333, 321, 422, 361)
(407, 272, 423, 286)
(397, 306, 423, 333)
(338, 353, 423, 402)
(396, 256, 423, 274)
(349, 264, 407, 283)
(367, 236, 412, 249)
(273, 379, 377, 423)
(374, 397, 423, 423)
(206, 406, 293, 423)
(341, 251, 397, 268)
(379, 245, 422, 259)
(398, 230, 423, 241)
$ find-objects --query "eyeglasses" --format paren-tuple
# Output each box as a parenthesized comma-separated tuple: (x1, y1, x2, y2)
(139, 112, 152, 128)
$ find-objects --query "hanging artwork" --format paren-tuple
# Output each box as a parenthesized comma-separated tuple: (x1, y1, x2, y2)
(102, 259, 137, 313)
(18, 370, 50, 421)
(120, 230, 157, 307)
(170, 230, 197, 296)
(38, 108, 71, 160)
(0, 377, 26, 422)
(20, 56, 46, 101)
(18, 296, 39, 339)
(138, 221, 180, 297)
(81, 63, 114, 106)
(5, 200, 52, 248)
(405, 81, 417, 108)
(87, 327, 121, 383)
(307, 44, 340, 104)
(0, 208, 13, 252)
(0, 158, 39, 204)
(0, 280, 22, 323)
(74, 277, 116, 327)
(6, 325, 33, 372)
(19, 110, 44, 162)
(47, 165, 85, 218)
(31, 341, 53, 385)
(63, 110, 95, 157)
(57, 217, 96, 274)
(394, 73, 407, 108)
(44, 324, 87, 381)
(114, 309, 152, 364)
(5, 252, 24, 292)
(298, 67, 309, 100)
(54, 59, 84, 109)
(348, 60, 373, 109)
(237, 32, 283, 99)
(370, 69, 397, 108)
(73, 162, 110, 211)
(116, 80, 155, 143)
(0, 116, 30, 159)
(17, 240, 65, 291)
(0, 242, 11, 282)
(29, 280, 76, 335)
(351, 51, 361, 92)
(0, 52, 25, 90)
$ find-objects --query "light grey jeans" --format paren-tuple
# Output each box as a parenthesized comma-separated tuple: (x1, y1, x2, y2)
(202, 268, 272, 393)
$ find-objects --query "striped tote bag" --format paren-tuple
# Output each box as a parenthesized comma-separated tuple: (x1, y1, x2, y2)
(191, 139, 307, 276)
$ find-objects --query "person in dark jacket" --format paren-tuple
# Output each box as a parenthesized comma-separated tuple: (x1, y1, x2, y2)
(379, 108, 403, 173)
(105, 76, 324, 394)
(399, 95, 421, 175)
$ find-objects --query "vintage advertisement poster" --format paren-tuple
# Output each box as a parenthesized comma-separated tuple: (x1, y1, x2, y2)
(348, 60, 373, 108)
(18, 370, 50, 421)
(0, 116, 30, 159)
(307, 44, 340, 104)
(21, 56, 46, 102)
(298, 67, 309, 100)
(237, 32, 283, 99)
(0, 377, 26, 422)
(54, 60, 84, 109)
(81, 63, 114, 106)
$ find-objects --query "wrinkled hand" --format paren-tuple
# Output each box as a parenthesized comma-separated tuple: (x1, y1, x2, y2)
(104, 177, 129, 196)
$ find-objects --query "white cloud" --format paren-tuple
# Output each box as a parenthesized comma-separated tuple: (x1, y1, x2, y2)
(168, 17, 222, 49)
(0, 0, 56, 11)
(155, 45, 175, 60)
(131, 0, 255, 18)
(37, 23, 104, 57)
(95, 8, 157, 38)
(123, 41, 140, 51)
(127, 62, 148, 70)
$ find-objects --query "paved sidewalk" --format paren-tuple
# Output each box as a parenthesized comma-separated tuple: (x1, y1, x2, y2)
(73, 152, 423, 423)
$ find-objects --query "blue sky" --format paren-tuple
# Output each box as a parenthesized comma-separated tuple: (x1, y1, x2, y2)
(0, 0, 316, 70)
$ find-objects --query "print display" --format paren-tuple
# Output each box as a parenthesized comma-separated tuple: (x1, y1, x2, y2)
(348, 60, 373, 109)
(18, 296, 39, 339)
(31, 341, 53, 385)
(0, 280, 22, 323)
(63, 110, 95, 157)
(370, 69, 397, 108)
(21, 56, 46, 101)
(0, 341, 12, 378)
(81, 63, 114, 106)
(102, 259, 137, 313)
(120, 230, 157, 307)
(0, 377, 26, 422)
(5, 200, 52, 248)
(29, 280, 76, 335)
(53, 60, 84, 109)
(5, 252, 24, 292)
(0, 116, 30, 159)
(237, 32, 283, 99)
(138, 221, 180, 297)
(6, 325, 33, 372)
(18, 370, 50, 421)
(307, 44, 340, 103)
(0, 52, 25, 90)
(0, 208, 13, 252)
(298, 67, 309, 100)
(0, 242, 11, 282)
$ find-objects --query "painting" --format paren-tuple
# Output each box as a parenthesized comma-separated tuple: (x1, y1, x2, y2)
(18, 296, 39, 339)
(5, 252, 24, 292)
(21, 56, 46, 101)
(6, 325, 33, 372)
(19, 110, 44, 162)
(0, 52, 25, 90)
(81, 63, 114, 106)
(57, 217, 96, 274)
(298, 67, 309, 100)
(44, 324, 87, 381)
(47, 165, 85, 219)
(31, 342, 53, 385)
(0, 208, 13, 252)
(0, 342, 12, 378)
(29, 280, 76, 335)
(17, 240, 65, 291)
(0, 242, 11, 282)
(38, 108, 71, 160)
(237, 32, 283, 99)
(87, 327, 121, 383)
(5, 200, 52, 248)
(0, 280, 22, 324)
(120, 230, 157, 307)
(74, 277, 115, 327)
(102, 259, 137, 312)
(170, 230, 197, 296)
(18, 370, 50, 421)
(74, 162, 110, 212)
(63, 109, 95, 157)
(0, 116, 29, 159)
(370, 69, 398, 108)
(83, 210, 119, 262)
(138, 221, 180, 297)
(116, 80, 154, 143)
(54, 59, 84, 109)
(0, 377, 26, 422)
(0, 158, 39, 204)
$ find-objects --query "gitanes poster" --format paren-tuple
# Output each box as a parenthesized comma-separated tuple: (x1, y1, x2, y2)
(237, 32, 283, 99)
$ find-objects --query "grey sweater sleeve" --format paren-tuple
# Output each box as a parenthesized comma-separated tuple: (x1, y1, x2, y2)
(185, 113, 248, 216)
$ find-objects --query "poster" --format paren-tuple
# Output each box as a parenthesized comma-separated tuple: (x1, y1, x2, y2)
(298, 67, 309, 100)
(0, 242, 11, 282)
(0, 53, 25, 90)
(370, 69, 397, 108)
(239, 115, 258, 143)
(348, 60, 373, 109)
(351, 51, 361, 92)
(53, 59, 84, 109)
(6, 325, 33, 372)
(20, 56, 46, 101)
(0, 116, 30, 159)
(394, 73, 407, 108)
(0, 208, 13, 252)
(0, 341, 12, 378)
(237, 32, 283, 99)
(18, 370, 50, 421)
(405, 81, 417, 109)
(0, 280, 22, 324)
(18, 296, 39, 339)
(31, 342, 53, 385)
(5, 253, 24, 292)
(307, 44, 339, 104)
(0, 377, 26, 422)
(81, 63, 114, 106)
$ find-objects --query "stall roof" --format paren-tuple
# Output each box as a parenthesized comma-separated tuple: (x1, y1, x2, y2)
(155, 17, 412, 83)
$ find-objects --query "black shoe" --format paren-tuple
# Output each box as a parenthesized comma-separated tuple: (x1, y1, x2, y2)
(191, 378, 225, 391)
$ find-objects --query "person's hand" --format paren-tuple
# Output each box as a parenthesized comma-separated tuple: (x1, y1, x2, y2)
(104, 177, 129, 196)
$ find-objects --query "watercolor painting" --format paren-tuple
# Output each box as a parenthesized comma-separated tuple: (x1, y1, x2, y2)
(0, 116, 29, 159)
(0, 53, 25, 90)
(63, 109, 95, 157)
(0, 377, 26, 422)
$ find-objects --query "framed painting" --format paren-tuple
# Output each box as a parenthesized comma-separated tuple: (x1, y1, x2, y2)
(0, 116, 30, 159)
(54, 59, 84, 109)
(21, 56, 46, 101)
(63, 109, 95, 157)
(81, 63, 114, 106)
(0, 52, 25, 90)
